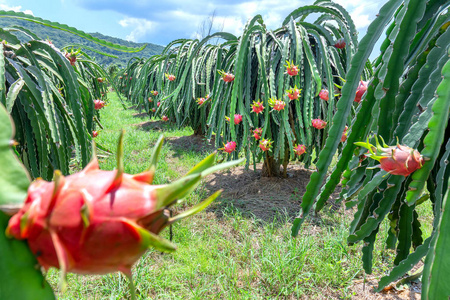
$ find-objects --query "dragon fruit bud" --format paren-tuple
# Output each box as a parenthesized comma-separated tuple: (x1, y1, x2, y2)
(284, 61, 299, 76)
(218, 70, 235, 83)
(334, 38, 346, 49)
(151, 90, 158, 96)
(234, 114, 243, 125)
(162, 115, 169, 122)
(165, 73, 176, 81)
(354, 136, 424, 176)
(197, 97, 206, 106)
(269, 98, 286, 111)
(319, 89, 329, 101)
(251, 101, 265, 114)
(286, 86, 301, 101)
(253, 128, 263, 140)
(312, 118, 327, 129)
(221, 141, 237, 153)
(354, 80, 368, 103)
(5, 133, 243, 295)
(294, 144, 306, 156)
(93, 100, 106, 110)
(259, 138, 273, 152)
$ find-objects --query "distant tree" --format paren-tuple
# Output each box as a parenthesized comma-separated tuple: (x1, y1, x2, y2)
(195, 9, 224, 43)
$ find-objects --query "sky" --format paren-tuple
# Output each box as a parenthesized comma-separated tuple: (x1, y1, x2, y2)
(0, 0, 386, 47)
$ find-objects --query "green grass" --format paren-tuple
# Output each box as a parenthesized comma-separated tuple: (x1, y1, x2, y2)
(46, 93, 433, 299)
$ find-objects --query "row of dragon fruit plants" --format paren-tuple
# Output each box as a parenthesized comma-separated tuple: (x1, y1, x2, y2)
(116, 0, 450, 298)
(0, 11, 243, 300)
(116, 1, 372, 177)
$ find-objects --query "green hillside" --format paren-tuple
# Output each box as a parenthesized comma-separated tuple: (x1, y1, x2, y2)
(0, 18, 164, 67)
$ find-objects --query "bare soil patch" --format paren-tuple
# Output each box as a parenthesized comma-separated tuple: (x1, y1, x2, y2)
(132, 120, 165, 131)
(166, 135, 216, 155)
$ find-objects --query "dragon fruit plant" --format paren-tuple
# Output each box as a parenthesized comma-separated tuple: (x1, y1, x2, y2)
(5, 133, 243, 298)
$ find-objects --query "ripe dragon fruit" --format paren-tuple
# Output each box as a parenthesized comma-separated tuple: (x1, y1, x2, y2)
(334, 38, 346, 49)
(148, 97, 153, 103)
(151, 90, 158, 96)
(269, 98, 286, 111)
(234, 114, 243, 125)
(165, 73, 176, 81)
(5, 133, 242, 296)
(312, 119, 327, 129)
(319, 89, 329, 101)
(221, 141, 237, 153)
(92, 131, 98, 138)
(251, 101, 265, 114)
(286, 86, 301, 101)
(354, 80, 368, 103)
(151, 108, 156, 113)
(294, 144, 306, 156)
(252, 128, 263, 140)
(162, 115, 169, 122)
(284, 61, 299, 76)
(259, 138, 273, 152)
(354, 135, 424, 176)
(93, 100, 106, 110)
(157, 102, 161, 107)
(218, 70, 235, 83)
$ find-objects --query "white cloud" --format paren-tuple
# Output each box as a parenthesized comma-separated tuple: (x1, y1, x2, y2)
(0, 3, 34, 15)
(119, 17, 154, 42)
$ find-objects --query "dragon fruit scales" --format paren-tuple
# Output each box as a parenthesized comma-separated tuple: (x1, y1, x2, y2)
(6, 133, 242, 295)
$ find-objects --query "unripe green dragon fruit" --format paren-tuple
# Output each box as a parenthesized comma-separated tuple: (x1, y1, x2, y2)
(355, 135, 424, 176)
(5, 133, 242, 296)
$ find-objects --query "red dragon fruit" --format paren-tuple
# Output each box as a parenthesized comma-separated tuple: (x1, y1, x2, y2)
(221, 141, 237, 153)
(354, 80, 368, 103)
(162, 115, 169, 122)
(269, 98, 286, 111)
(151, 90, 158, 96)
(197, 97, 206, 106)
(151, 108, 156, 113)
(5, 134, 242, 296)
(157, 102, 161, 107)
(312, 119, 327, 129)
(234, 114, 243, 125)
(259, 138, 273, 152)
(341, 126, 349, 143)
(319, 89, 329, 101)
(97, 78, 104, 83)
(284, 61, 299, 76)
(92, 131, 98, 138)
(165, 73, 176, 81)
(286, 86, 301, 101)
(251, 101, 265, 114)
(253, 128, 263, 140)
(294, 144, 306, 156)
(218, 70, 235, 83)
(148, 97, 153, 103)
(354, 136, 424, 176)
(93, 100, 106, 110)
(334, 38, 346, 49)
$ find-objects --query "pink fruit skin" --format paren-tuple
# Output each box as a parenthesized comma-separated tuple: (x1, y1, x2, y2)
(286, 66, 299, 76)
(151, 108, 156, 113)
(259, 139, 272, 151)
(334, 38, 346, 49)
(288, 89, 300, 100)
(253, 128, 263, 140)
(157, 102, 161, 107)
(273, 100, 286, 111)
(167, 75, 175, 81)
(294, 144, 306, 156)
(319, 89, 329, 101)
(92, 131, 98, 138)
(148, 97, 153, 102)
(234, 114, 243, 125)
(252, 101, 264, 114)
(5, 159, 169, 275)
(197, 98, 206, 105)
(379, 145, 424, 176)
(94, 100, 106, 110)
(152, 91, 158, 96)
(162, 116, 169, 122)
(223, 141, 236, 153)
(312, 119, 327, 129)
(354, 81, 368, 103)
(222, 73, 235, 83)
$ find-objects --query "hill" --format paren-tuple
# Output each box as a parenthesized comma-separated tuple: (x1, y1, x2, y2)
(0, 18, 164, 68)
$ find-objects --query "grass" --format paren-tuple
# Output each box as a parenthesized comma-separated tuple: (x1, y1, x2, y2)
(46, 93, 433, 299)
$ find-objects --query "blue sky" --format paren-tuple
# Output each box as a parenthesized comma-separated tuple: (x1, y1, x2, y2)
(1, 0, 386, 46)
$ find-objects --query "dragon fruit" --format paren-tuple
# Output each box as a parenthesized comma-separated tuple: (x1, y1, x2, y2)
(286, 86, 301, 101)
(284, 61, 299, 76)
(151, 108, 156, 113)
(354, 80, 368, 103)
(259, 138, 273, 152)
(252, 128, 263, 140)
(151, 90, 158, 96)
(165, 73, 176, 81)
(269, 98, 286, 111)
(93, 100, 106, 110)
(157, 102, 161, 107)
(334, 38, 346, 49)
(197, 97, 206, 106)
(234, 114, 243, 125)
(221, 141, 237, 153)
(97, 78, 104, 83)
(5, 134, 242, 296)
(355, 136, 424, 176)
(312, 119, 327, 129)
(319, 89, 329, 101)
(148, 97, 153, 103)
(92, 131, 98, 138)
(251, 101, 265, 114)
(162, 115, 169, 122)
(341, 126, 349, 143)
(218, 70, 235, 83)
(294, 144, 306, 156)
